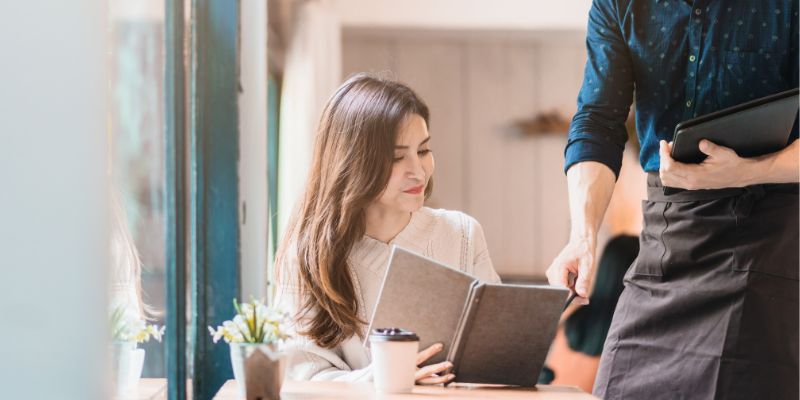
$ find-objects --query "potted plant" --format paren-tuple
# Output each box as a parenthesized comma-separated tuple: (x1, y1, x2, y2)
(209, 298, 292, 399)
(109, 306, 164, 395)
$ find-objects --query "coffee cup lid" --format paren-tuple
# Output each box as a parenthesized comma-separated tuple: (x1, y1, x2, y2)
(369, 328, 419, 342)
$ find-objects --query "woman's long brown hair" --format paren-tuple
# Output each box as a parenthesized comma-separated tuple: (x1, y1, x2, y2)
(276, 73, 432, 349)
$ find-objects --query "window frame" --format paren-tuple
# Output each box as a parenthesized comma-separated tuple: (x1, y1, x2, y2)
(165, 0, 241, 398)
(164, 0, 188, 398)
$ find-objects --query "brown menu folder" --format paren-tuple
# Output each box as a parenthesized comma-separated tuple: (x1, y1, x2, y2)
(366, 246, 568, 387)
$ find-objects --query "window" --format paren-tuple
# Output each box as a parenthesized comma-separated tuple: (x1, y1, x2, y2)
(108, 0, 169, 393)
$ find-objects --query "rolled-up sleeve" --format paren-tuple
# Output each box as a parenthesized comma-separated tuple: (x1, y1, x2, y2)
(564, 0, 634, 178)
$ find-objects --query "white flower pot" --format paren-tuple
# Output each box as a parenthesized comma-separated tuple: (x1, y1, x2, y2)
(229, 343, 285, 399)
(111, 341, 145, 395)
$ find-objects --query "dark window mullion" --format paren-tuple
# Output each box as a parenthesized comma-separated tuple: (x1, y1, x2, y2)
(190, 0, 240, 399)
(164, 0, 187, 399)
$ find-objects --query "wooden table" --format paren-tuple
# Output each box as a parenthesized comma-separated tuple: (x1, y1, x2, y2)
(214, 380, 599, 399)
(114, 378, 167, 400)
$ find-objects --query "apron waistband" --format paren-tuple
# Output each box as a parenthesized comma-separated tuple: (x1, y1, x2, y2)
(647, 173, 799, 203)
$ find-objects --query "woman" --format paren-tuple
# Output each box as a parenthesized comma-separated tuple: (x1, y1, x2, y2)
(274, 73, 500, 384)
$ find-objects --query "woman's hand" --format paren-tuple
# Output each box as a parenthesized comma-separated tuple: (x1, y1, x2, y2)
(414, 343, 455, 385)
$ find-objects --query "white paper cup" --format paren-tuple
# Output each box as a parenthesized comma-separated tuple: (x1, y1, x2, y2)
(370, 328, 419, 394)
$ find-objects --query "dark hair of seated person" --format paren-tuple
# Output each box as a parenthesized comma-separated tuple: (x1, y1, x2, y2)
(564, 234, 639, 356)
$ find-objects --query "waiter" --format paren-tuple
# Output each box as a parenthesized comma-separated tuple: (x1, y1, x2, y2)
(547, 1, 799, 399)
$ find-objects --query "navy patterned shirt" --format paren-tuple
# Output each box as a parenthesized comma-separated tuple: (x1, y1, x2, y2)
(565, 0, 799, 176)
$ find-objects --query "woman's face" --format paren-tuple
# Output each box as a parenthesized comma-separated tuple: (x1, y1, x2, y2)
(374, 114, 434, 214)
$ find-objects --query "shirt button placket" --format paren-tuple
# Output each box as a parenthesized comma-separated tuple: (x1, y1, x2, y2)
(685, 7, 704, 119)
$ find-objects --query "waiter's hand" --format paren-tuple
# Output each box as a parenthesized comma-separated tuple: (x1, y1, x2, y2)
(659, 139, 754, 190)
(545, 236, 595, 305)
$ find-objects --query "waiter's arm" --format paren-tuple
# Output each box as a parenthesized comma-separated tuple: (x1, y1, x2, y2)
(751, 140, 800, 184)
(549, 0, 632, 300)
(546, 162, 616, 300)
(659, 139, 800, 190)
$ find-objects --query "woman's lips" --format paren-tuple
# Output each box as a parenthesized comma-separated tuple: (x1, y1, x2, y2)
(403, 185, 424, 195)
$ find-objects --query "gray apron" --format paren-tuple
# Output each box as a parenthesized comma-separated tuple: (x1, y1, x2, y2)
(594, 174, 799, 400)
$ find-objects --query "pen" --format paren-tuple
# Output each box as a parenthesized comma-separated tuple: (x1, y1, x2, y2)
(563, 292, 578, 312)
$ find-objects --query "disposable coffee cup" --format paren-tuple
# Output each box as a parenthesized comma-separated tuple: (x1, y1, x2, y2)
(369, 328, 419, 394)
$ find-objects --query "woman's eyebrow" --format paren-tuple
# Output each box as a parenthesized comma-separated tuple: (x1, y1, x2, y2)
(394, 137, 431, 149)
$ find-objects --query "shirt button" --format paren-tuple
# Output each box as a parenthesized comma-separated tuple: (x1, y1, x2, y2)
(686, 100, 693, 107)
(694, 8, 702, 15)
(689, 55, 696, 62)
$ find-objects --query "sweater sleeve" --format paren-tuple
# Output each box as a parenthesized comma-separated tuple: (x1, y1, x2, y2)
(464, 216, 502, 283)
(274, 245, 373, 382)
(281, 336, 373, 382)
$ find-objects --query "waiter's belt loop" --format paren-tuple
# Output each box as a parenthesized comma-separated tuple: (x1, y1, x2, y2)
(732, 185, 766, 219)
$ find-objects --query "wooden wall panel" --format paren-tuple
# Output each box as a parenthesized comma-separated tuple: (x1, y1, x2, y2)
(393, 40, 466, 211)
(530, 41, 582, 274)
(531, 135, 570, 275)
(342, 38, 395, 79)
(464, 42, 512, 270)
(498, 43, 539, 277)
(535, 41, 587, 117)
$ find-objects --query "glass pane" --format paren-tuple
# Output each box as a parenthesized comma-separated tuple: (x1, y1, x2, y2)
(108, 1, 168, 397)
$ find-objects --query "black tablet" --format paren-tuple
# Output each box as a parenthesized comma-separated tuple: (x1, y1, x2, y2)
(671, 88, 799, 164)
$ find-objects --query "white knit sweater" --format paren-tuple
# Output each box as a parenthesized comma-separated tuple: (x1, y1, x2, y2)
(274, 207, 501, 382)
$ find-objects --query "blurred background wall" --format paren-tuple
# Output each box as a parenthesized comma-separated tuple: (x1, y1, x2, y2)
(268, 0, 645, 282)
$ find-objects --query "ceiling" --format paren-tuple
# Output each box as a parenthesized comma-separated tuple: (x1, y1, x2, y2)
(269, 0, 592, 45)
(331, 0, 592, 31)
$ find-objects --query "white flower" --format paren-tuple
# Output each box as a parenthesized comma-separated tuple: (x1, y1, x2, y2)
(109, 305, 164, 343)
(208, 298, 293, 344)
